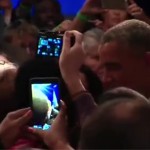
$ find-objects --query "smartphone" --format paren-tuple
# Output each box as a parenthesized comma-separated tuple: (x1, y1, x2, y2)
(30, 77, 60, 130)
(36, 32, 63, 58)
(101, 0, 128, 10)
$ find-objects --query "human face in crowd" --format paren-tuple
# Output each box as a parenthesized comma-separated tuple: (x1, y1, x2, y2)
(20, 34, 37, 57)
(103, 10, 128, 30)
(98, 41, 150, 96)
(11, 33, 37, 58)
(35, 0, 63, 29)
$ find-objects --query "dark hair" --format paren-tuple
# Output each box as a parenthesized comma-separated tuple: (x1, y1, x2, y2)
(35, 0, 62, 13)
(98, 87, 149, 104)
(79, 88, 150, 149)
(80, 65, 103, 103)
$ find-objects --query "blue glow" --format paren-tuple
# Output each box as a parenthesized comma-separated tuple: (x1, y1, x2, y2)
(32, 83, 59, 107)
(31, 83, 60, 130)
(37, 36, 63, 57)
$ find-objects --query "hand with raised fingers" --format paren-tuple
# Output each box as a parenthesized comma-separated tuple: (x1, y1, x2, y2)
(59, 30, 86, 78)
(59, 30, 87, 95)
(0, 108, 32, 148)
(127, 0, 146, 20)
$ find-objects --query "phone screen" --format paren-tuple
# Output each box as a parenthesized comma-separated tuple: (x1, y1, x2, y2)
(36, 34, 63, 57)
(30, 79, 60, 130)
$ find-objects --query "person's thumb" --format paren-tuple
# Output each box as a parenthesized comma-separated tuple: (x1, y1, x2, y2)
(58, 100, 67, 118)
(28, 127, 45, 139)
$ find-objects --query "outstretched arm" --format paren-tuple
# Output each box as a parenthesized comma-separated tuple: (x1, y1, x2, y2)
(59, 30, 97, 126)
(68, 0, 105, 32)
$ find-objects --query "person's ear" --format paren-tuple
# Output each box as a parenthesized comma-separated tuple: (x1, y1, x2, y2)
(145, 52, 150, 65)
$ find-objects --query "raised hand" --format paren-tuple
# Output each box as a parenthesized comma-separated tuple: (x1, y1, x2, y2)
(59, 30, 87, 95)
(127, 0, 145, 20)
(59, 30, 86, 78)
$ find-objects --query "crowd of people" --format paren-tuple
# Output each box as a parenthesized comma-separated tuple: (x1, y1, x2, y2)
(0, 0, 150, 149)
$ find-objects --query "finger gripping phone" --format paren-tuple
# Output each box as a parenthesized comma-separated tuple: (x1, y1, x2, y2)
(30, 77, 60, 130)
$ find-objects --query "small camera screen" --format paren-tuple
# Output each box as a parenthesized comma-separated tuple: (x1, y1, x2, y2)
(31, 83, 60, 130)
(37, 35, 63, 57)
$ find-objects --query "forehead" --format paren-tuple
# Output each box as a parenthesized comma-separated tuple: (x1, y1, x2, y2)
(99, 41, 136, 62)
(36, 0, 56, 9)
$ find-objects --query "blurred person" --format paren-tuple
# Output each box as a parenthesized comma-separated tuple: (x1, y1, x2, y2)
(100, 0, 150, 31)
(58, 27, 150, 127)
(79, 95, 150, 149)
(98, 19, 150, 98)
(1, 20, 39, 59)
(69, 0, 150, 32)
(101, 9, 130, 31)
(33, 0, 64, 30)
(0, 0, 12, 25)
(16, 0, 64, 30)
(0, 20, 39, 65)
(56, 25, 150, 138)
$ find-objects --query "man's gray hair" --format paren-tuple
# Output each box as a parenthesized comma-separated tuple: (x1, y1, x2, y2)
(101, 19, 150, 55)
(83, 28, 104, 54)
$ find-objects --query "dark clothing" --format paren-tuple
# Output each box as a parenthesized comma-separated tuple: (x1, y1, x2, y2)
(0, 14, 6, 39)
(73, 91, 97, 126)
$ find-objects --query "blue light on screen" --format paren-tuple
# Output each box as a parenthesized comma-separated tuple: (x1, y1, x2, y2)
(32, 83, 59, 108)
(31, 83, 60, 130)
